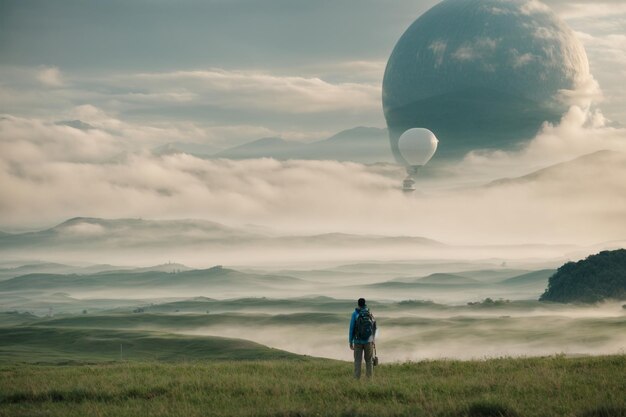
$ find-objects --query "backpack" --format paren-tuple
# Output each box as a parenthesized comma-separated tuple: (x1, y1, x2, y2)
(354, 308, 375, 341)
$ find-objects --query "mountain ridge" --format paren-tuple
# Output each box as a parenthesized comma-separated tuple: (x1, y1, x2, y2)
(155, 126, 392, 163)
(486, 150, 626, 188)
(0, 217, 443, 249)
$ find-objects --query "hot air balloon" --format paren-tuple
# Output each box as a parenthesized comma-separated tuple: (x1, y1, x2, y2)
(396, 128, 438, 192)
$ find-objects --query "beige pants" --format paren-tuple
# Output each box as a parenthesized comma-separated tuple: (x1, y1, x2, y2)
(354, 342, 374, 379)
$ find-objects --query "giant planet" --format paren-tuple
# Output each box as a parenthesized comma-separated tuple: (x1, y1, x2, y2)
(383, 0, 590, 162)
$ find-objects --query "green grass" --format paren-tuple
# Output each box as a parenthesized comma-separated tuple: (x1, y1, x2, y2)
(0, 356, 624, 417)
(0, 327, 297, 363)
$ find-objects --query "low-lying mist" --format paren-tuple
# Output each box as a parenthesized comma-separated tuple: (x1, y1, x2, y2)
(46, 300, 622, 362)
(180, 314, 626, 361)
(3, 263, 624, 362)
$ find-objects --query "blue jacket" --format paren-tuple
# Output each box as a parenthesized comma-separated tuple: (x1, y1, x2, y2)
(349, 306, 376, 344)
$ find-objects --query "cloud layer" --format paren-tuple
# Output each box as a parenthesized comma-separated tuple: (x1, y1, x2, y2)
(1, 105, 625, 247)
(0, 0, 624, 248)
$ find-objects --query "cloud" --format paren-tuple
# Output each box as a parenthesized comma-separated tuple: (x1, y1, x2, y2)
(573, 31, 626, 120)
(301, 60, 387, 84)
(458, 106, 626, 184)
(484, 6, 512, 16)
(428, 41, 448, 68)
(0, 64, 385, 149)
(131, 68, 381, 114)
(557, 75, 602, 108)
(36, 66, 64, 87)
(509, 49, 537, 68)
(452, 38, 498, 66)
(1, 105, 625, 247)
(545, 0, 626, 21)
(519, 0, 553, 16)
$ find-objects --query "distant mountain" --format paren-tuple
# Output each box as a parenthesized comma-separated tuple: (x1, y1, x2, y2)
(452, 269, 531, 282)
(303, 127, 393, 163)
(129, 263, 193, 274)
(0, 262, 76, 281)
(540, 249, 626, 303)
(93, 263, 193, 275)
(213, 137, 307, 160)
(0, 217, 442, 260)
(0, 217, 258, 250)
(416, 273, 480, 285)
(487, 150, 626, 187)
(394, 273, 480, 285)
(75, 264, 134, 274)
(0, 263, 153, 279)
(372, 273, 483, 289)
(0, 266, 302, 294)
(278, 233, 441, 248)
(188, 126, 393, 163)
(500, 270, 555, 286)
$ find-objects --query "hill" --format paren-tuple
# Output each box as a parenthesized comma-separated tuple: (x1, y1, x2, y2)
(210, 126, 392, 163)
(303, 127, 393, 163)
(370, 275, 483, 289)
(487, 150, 626, 188)
(213, 137, 306, 159)
(0, 326, 297, 363)
(0, 217, 257, 250)
(451, 269, 531, 282)
(0, 262, 188, 281)
(393, 273, 480, 285)
(500, 269, 555, 286)
(0, 217, 443, 266)
(540, 249, 626, 303)
(0, 262, 75, 280)
(0, 266, 302, 295)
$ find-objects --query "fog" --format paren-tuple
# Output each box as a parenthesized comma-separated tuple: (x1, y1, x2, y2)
(1, 250, 624, 362)
(113, 302, 626, 362)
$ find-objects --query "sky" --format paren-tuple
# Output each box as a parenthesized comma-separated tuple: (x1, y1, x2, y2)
(0, 0, 625, 246)
(1, 0, 624, 143)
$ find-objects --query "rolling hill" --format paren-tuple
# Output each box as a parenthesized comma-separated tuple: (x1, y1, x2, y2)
(0, 218, 443, 266)
(393, 273, 481, 285)
(0, 217, 258, 250)
(0, 266, 303, 295)
(0, 326, 297, 363)
(500, 269, 555, 286)
(0, 262, 191, 281)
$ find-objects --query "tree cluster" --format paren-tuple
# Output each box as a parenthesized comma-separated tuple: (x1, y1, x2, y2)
(540, 249, 626, 303)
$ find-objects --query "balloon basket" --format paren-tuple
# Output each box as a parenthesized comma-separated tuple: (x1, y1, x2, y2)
(402, 176, 416, 192)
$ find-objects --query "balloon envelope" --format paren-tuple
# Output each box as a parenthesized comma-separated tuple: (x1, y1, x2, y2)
(398, 128, 438, 167)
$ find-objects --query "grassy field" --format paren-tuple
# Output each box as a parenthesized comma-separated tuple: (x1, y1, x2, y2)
(1, 355, 624, 417)
(0, 326, 297, 363)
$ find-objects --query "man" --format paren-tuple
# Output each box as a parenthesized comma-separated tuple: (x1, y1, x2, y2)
(349, 297, 376, 379)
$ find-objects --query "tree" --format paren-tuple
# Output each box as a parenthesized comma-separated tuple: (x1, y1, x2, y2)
(540, 249, 626, 303)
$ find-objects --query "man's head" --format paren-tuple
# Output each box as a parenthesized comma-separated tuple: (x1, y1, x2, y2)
(358, 298, 366, 307)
